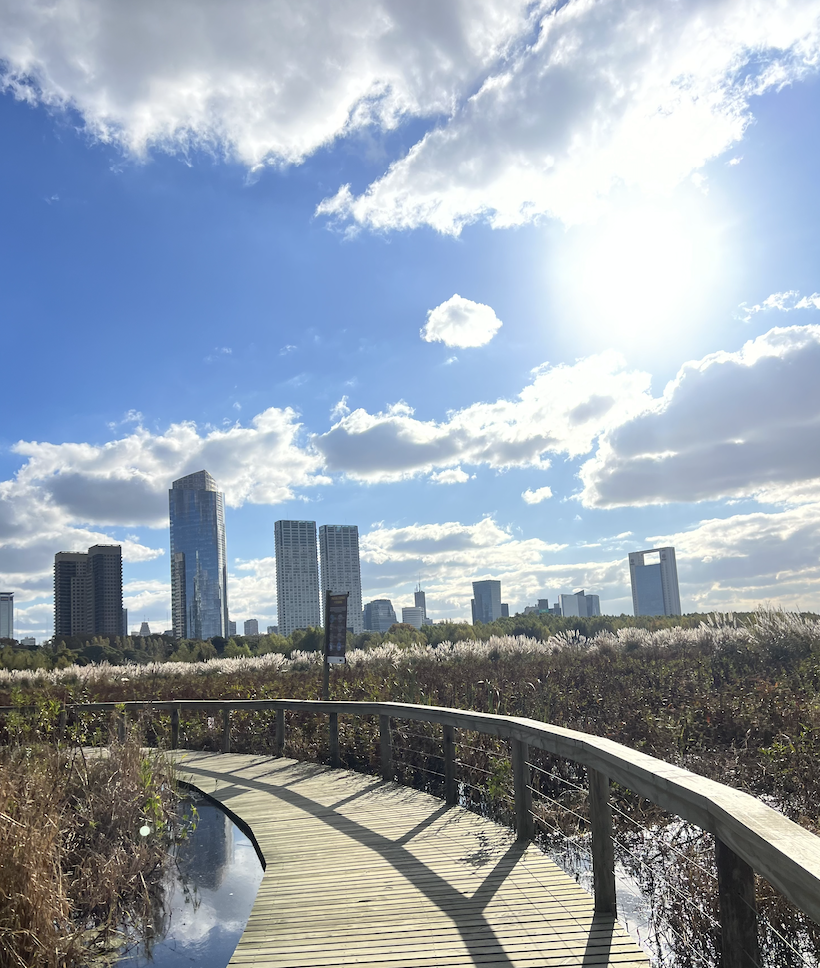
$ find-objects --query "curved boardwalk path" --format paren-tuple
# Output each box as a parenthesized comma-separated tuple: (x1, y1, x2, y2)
(174, 750, 649, 968)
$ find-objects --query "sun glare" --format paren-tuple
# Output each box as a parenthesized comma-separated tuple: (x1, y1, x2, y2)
(553, 199, 725, 355)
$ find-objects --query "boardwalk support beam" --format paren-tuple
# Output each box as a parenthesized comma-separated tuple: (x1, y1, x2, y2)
(443, 724, 457, 806)
(275, 708, 285, 756)
(171, 707, 180, 749)
(380, 714, 392, 781)
(222, 706, 231, 754)
(512, 737, 534, 841)
(329, 712, 339, 768)
(717, 837, 759, 968)
(589, 769, 617, 915)
(116, 710, 126, 744)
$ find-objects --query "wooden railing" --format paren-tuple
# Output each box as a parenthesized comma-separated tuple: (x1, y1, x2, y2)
(5, 697, 820, 968)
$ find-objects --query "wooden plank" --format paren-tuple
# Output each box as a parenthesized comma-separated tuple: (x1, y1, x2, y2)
(173, 752, 649, 967)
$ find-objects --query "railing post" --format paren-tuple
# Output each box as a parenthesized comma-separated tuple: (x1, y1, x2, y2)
(589, 769, 617, 915)
(117, 710, 126, 744)
(511, 737, 534, 841)
(379, 714, 392, 781)
(171, 707, 180, 749)
(57, 706, 67, 740)
(275, 708, 285, 756)
(329, 711, 339, 768)
(222, 706, 231, 754)
(443, 724, 457, 806)
(716, 838, 759, 968)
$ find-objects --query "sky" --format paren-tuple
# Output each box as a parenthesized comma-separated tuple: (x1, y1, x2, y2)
(4, 0, 820, 639)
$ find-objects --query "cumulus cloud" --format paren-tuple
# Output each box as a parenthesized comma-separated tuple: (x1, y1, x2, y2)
(361, 517, 574, 616)
(14, 407, 327, 526)
(0, 0, 532, 166)
(741, 289, 820, 321)
(430, 468, 471, 484)
(319, 0, 820, 233)
(650, 503, 820, 611)
(229, 557, 278, 627)
(3, 2, 818, 235)
(580, 324, 820, 508)
(421, 294, 502, 348)
(314, 351, 651, 481)
(522, 486, 553, 504)
(0, 409, 326, 614)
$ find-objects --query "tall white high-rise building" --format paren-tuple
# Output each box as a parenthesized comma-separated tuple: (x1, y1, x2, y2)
(629, 547, 682, 616)
(319, 525, 363, 634)
(0, 592, 13, 640)
(275, 520, 321, 637)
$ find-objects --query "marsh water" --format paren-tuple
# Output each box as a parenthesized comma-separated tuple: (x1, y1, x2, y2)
(117, 794, 264, 968)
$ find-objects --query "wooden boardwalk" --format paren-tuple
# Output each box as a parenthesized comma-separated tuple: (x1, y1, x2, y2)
(173, 751, 650, 967)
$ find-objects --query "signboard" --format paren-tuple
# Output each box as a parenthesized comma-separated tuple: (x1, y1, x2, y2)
(324, 591, 349, 665)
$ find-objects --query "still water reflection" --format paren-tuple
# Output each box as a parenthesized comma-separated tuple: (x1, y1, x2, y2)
(118, 794, 264, 968)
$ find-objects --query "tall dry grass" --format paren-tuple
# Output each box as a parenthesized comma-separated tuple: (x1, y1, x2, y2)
(0, 736, 180, 968)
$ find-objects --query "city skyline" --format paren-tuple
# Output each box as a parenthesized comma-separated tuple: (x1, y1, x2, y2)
(4, 4, 820, 638)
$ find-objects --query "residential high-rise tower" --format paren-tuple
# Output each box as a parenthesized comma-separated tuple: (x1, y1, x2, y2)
(318, 524, 363, 635)
(0, 592, 13, 640)
(275, 520, 321, 637)
(169, 470, 229, 640)
(53, 545, 124, 638)
(629, 547, 681, 616)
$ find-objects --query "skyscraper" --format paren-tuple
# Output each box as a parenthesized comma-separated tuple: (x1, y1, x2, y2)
(275, 520, 321, 637)
(363, 599, 397, 632)
(169, 470, 229, 640)
(244, 619, 259, 636)
(318, 524, 363, 634)
(53, 545, 124, 638)
(629, 547, 681, 616)
(0, 592, 13, 640)
(471, 579, 502, 624)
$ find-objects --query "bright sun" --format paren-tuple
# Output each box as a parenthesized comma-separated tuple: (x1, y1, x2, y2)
(553, 197, 726, 353)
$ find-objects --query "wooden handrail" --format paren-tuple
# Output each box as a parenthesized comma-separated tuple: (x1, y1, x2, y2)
(4, 696, 819, 967)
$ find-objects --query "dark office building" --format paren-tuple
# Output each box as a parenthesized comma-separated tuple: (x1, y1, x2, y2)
(53, 545, 124, 638)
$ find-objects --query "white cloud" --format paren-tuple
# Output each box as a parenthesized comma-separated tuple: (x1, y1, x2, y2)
(522, 486, 553, 504)
(650, 503, 820, 612)
(361, 517, 571, 617)
(330, 396, 351, 421)
(314, 351, 651, 481)
(228, 557, 277, 627)
(0, 0, 532, 167)
(13, 407, 327, 526)
(4, 2, 818, 236)
(580, 324, 820, 508)
(430, 467, 470, 484)
(0, 409, 327, 608)
(741, 289, 820, 321)
(421, 294, 502, 348)
(318, 0, 820, 233)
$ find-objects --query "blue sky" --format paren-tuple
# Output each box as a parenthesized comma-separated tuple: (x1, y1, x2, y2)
(4, 0, 820, 638)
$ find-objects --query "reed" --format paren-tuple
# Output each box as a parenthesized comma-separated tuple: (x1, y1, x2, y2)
(0, 734, 180, 968)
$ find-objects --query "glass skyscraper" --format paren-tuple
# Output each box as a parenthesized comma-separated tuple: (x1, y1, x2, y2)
(169, 470, 229, 640)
